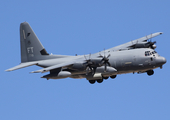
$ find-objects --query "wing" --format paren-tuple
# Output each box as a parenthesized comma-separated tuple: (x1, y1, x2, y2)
(5, 61, 38, 71)
(31, 58, 84, 73)
(107, 32, 163, 51)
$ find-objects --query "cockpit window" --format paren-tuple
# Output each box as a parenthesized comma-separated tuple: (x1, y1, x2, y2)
(145, 51, 150, 56)
(145, 51, 157, 56)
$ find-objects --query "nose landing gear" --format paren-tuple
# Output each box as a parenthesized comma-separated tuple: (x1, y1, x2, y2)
(147, 70, 154, 76)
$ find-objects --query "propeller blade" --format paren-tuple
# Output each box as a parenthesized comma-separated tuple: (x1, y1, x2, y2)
(89, 66, 93, 72)
(106, 61, 111, 66)
(86, 65, 95, 75)
(104, 48, 105, 57)
(84, 55, 87, 60)
(89, 53, 91, 59)
(150, 33, 152, 41)
(86, 66, 89, 75)
(107, 54, 111, 58)
(104, 64, 107, 72)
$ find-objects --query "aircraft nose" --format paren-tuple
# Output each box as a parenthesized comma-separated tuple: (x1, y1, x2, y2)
(162, 57, 167, 64)
(156, 56, 167, 65)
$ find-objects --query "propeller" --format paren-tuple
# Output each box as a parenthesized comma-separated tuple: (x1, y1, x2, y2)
(147, 41, 156, 49)
(84, 54, 95, 75)
(99, 49, 111, 72)
(145, 33, 157, 49)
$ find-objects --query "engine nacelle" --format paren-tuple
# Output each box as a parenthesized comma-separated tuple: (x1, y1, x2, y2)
(70, 63, 85, 70)
(70, 58, 103, 70)
(96, 66, 117, 74)
(134, 42, 147, 48)
(133, 42, 156, 49)
(42, 71, 71, 80)
(152, 44, 157, 49)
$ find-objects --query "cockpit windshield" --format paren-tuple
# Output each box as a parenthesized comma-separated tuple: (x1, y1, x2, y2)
(145, 51, 157, 56)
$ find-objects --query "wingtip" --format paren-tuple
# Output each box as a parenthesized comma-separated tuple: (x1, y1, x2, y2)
(5, 69, 11, 72)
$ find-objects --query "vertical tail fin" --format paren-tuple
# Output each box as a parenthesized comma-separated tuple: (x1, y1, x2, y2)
(20, 22, 49, 63)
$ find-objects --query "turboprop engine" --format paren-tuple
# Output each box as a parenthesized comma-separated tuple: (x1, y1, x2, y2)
(96, 66, 117, 75)
(42, 71, 71, 80)
(70, 58, 103, 70)
(132, 41, 157, 49)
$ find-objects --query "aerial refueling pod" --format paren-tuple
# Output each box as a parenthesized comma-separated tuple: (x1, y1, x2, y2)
(42, 71, 71, 80)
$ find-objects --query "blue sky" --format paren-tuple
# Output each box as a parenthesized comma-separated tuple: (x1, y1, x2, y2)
(1, 0, 170, 120)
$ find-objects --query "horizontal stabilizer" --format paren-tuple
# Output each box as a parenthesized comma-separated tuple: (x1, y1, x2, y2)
(5, 62, 38, 72)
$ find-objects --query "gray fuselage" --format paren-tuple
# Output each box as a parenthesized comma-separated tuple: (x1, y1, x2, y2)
(37, 48, 166, 79)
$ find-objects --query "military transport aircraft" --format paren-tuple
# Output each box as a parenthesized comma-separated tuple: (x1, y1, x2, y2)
(5, 22, 166, 84)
